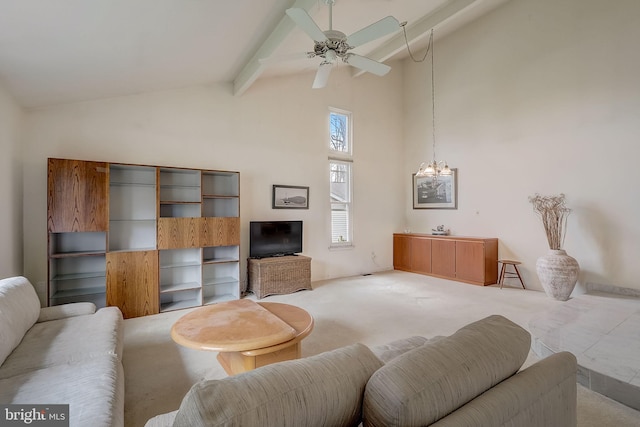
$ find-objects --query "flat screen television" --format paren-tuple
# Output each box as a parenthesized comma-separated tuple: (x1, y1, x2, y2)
(249, 221, 303, 259)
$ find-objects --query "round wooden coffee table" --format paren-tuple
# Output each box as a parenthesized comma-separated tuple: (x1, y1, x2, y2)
(171, 299, 314, 375)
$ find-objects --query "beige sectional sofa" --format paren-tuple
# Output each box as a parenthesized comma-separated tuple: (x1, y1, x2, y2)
(0, 276, 124, 427)
(146, 314, 577, 426)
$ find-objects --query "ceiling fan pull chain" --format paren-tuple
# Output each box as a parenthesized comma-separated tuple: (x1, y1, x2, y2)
(401, 22, 430, 63)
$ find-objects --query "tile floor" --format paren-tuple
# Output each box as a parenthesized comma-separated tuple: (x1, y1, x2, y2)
(529, 291, 640, 410)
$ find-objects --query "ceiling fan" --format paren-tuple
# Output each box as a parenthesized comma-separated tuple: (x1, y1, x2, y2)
(278, 0, 401, 89)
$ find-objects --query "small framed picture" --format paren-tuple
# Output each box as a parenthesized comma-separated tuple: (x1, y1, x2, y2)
(272, 185, 309, 209)
(413, 169, 458, 209)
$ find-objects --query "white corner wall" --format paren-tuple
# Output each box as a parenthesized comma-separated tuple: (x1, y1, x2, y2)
(22, 65, 406, 298)
(403, 0, 640, 292)
(0, 80, 23, 278)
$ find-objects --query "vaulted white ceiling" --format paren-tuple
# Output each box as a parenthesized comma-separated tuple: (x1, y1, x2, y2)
(0, 0, 508, 108)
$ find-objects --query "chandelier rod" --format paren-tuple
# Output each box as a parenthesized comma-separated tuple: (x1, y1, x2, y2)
(410, 27, 451, 179)
(429, 29, 436, 163)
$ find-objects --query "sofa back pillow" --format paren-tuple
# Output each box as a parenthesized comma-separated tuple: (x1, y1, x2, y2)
(363, 315, 531, 427)
(0, 276, 42, 365)
(173, 343, 383, 427)
(369, 336, 429, 363)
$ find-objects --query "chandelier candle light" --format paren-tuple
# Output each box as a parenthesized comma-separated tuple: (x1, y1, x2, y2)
(415, 29, 452, 180)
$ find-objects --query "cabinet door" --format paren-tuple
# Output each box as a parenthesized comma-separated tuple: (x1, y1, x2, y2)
(106, 251, 159, 318)
(157, 217, 200, 249)
(201, 217, 240, 247)
(393, 235, 412, 271)
(47, 158, 108, 232)
(411, 237, 432, 274)
(455, 241, 486, 284)
(431, 239, 456, 278)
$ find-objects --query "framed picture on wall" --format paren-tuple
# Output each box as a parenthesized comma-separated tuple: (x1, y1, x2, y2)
(413, 169, 457, 209)
(272, 185, 309, 209)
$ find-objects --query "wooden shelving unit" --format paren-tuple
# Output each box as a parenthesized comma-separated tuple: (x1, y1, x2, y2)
(47, 159, 109, 307)
(47, 158, 240, 318)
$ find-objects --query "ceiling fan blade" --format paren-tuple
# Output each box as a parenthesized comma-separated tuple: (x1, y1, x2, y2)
(346, 16, 400, 48)
(259, 52, 316, 65)
(286, 8, 328, 42)
(344, 54, 391, 76)
(313, 63, 333, 89)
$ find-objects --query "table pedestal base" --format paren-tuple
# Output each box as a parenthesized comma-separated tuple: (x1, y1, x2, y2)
(217, 341, 302, 375)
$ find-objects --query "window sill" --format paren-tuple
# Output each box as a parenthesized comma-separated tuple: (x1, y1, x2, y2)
(329, 244, 354, 251)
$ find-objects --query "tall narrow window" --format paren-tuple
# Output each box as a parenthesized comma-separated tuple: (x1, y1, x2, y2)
(330, 160, 352, 244)
(330, 109, 351, 155)
(329, 108, 353, 246)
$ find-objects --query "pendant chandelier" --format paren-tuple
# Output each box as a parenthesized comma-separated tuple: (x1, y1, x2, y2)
(415, 30, 452, 180)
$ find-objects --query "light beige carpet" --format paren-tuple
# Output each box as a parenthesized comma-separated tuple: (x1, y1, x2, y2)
(123, 270, 640, 426)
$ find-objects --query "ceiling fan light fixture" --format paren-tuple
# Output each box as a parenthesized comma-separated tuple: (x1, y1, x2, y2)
(324, 49, 337, 63)
(313, 62, 333, 89)
(284, 0, 401, 88)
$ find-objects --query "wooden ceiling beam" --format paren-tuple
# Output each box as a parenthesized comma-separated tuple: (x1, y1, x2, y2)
(233, 0, 319, 96)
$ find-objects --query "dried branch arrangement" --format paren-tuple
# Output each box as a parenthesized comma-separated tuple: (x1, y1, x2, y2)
(528, 193, 571, 250)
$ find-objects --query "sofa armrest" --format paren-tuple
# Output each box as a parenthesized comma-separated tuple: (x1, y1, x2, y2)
(431, 352, 577, 427)
(144, 410, 178, 427)
(37, 302, 97, 322)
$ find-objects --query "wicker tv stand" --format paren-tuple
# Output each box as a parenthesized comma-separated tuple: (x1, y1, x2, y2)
(248, 255, 311, 299)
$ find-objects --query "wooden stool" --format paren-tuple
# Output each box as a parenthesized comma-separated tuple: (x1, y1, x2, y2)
(498, 260, 526, 289)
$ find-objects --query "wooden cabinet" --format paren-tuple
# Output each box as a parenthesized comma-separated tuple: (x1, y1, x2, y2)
(392, 234, 412, 271)
(157, 217, 240, 249)
(456, 241, 488, 283)
(106, 251, 159, 318)
(157, 217, 201, 249)
(47, 158, 240, 317)
(47, 159, 108, 232)
(393, 234, 498, 286)
(410, 237, 432, 275)
(202, 217, 240, 247)
(431, 239, 456, 278)
(393, 234, 433, 275)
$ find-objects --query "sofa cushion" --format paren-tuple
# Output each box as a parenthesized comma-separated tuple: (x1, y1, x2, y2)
(429, 352, 577, 427)
(0, 276, 41, 365)
(172, 343, 384, 427)
(0, 306, 123, 380)
(0, 355, 124, 427)
(363, 315, 531, 427)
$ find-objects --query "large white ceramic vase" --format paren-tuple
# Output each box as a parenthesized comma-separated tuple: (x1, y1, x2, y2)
(535, 249, 580, 301)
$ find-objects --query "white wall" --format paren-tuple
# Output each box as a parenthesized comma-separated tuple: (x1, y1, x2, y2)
(403, 0, 640, 292)
(0, 80, 24, 278)
(22, 65, 406, 299)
